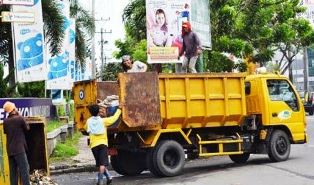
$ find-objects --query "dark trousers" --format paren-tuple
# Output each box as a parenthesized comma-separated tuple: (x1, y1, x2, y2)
(9, 152, 30, 185)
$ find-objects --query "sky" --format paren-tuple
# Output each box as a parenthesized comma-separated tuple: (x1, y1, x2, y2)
(79, 0, 129, 66)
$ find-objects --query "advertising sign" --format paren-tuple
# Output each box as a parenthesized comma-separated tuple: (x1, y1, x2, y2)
(12, 0, 47, 82)
(0, 98, 53, 121)
(299, 0, 314, 76)
(1, 11, 35, 23)
(2, 0, 34, 5)
(146, 0, 211, 64)
(69, 18, 77, 82)
(46, 0, 72, 90)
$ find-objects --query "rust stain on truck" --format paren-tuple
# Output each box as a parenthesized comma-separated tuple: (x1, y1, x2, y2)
(119, 72, 162, 127)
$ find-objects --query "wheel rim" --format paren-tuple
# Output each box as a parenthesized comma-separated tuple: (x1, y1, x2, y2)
(276, 136, 288, 155)
(163, 149, 179, 169)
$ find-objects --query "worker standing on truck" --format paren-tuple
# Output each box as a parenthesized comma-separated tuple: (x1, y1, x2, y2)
(121, 55, 147, 72)
(3, 101, 31, 185)
(84, 104, 121, 185)
(178, 21, 202, 73)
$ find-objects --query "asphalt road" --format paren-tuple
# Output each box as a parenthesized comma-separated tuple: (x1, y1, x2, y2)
(52, 116, 314, 185)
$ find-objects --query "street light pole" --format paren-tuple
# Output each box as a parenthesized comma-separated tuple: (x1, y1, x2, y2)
(91, 0, 96, 79)
(304, 47, 309, 91)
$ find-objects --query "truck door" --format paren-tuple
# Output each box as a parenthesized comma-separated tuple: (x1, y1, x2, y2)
(266, 79, 305, 139)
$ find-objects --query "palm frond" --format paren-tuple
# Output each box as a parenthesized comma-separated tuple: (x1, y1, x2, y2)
(42, 0, 65, 56)
(123, 0, 146, 41)
(75, 26, 87, 70)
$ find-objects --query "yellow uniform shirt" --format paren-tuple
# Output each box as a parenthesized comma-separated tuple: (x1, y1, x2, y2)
(84, 109, 121, 148)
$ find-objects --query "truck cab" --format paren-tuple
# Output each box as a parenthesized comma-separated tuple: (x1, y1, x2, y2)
(245, 74, 307, 144)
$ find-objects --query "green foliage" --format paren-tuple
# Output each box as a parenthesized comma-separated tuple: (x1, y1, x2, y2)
(56, 105, 66, 117)
(123, 0, 146, 42)
(114, 38, 148, 63)
(0, 63, 17, 97)
(68, 102, 75, 121)
(0, 0, 93, 94)
(100, 63, 123, 81)
(50, 132, 82, 161)
(17, 81, 45, 97)
(132, 40, 148, 62)
(234, 62, 248, 72)
(0, 5, 11, 64)
(209, 0, 314, 74)
(42, 0, 65, 56)
(46, 120, 63, 132)
(207, 51, 234, 72)
(70, 0, 95, 69)
(114, 0, 147, 64)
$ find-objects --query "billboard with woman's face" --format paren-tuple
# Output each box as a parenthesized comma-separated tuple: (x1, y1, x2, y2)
(146, 0, 211, 64)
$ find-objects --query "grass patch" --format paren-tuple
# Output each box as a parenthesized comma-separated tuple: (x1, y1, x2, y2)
(49, 132, 82, 162)
(46, 120, 63, 132)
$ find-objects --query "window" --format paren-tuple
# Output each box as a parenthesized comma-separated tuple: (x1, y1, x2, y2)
(267, 80, 299, 111)
(245, 82, 251, 95)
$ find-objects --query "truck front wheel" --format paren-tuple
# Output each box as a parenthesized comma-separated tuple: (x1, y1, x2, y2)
(148, 140, 185, 177)
(229, 153, 250, 164)
(267, 130, 291, 162)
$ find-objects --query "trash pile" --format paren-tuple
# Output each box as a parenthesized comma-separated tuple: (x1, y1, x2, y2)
(97, 95, 119, 107)
(97, 95, 119, 118)
(30, 170, 58, 185)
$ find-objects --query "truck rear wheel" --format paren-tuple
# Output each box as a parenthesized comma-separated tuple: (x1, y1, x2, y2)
(111, 150, 146, 176)
(309, 108, 314, 115)
(229, 153, 250, 164)
(148, 140, 185, 177)
(146, 148, 163, 177)
(267, 130, 291, 162)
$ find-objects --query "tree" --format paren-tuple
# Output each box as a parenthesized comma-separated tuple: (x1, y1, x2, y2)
(0, 1, 64, 95)
(70, 0, 95, 70)
(100, 63, 123, 81)
(17, 81, 45, 97)
(209, 0, 314, 77)
(116, 0, 314, 75)
(42, 0, 65, 56)
(0, 63, 17, 98)
(0, 0, 94, 97)
(122, 0, 146, 42)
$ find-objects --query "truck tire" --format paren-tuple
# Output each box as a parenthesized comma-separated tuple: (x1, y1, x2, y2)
(111, 150, 146, 176)
(152, 140, 185, 177)
(267, 130, 291, 162)
(309, 109, 314, 115)
(229, 153, 250, 164)
(146, 149, 163, 177)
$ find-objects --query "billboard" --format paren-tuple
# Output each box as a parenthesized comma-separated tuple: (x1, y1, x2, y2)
(146, 0, 211, 64)
(0, 98, 53, 121)
(299, 0, 314, 76)
(46, 0, 72, 90)
(2, 0, 34, 5)
(12, 0, 47, 82)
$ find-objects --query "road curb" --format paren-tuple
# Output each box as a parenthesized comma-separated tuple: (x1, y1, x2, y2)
(50, 164, 113, 175)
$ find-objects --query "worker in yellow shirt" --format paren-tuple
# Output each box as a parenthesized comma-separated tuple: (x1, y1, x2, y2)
(84, 104, 121, 185)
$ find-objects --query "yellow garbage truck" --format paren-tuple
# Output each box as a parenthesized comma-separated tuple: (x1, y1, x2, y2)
(73, 72, 307, 177)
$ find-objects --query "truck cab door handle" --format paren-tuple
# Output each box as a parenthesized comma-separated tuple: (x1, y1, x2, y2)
(272, 113, 278, 117)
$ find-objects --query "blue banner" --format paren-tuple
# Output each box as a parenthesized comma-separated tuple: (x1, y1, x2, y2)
(0, 98, 54, 121)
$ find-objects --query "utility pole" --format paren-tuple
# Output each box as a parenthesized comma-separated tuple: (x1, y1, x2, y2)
(91, 0, 96, 79)
(97, 28, 112, 77)
(304, 48, 309, 91)
(100, 28, 104, 73)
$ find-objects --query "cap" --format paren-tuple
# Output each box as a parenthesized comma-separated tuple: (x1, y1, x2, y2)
(3, 101, 16, 113)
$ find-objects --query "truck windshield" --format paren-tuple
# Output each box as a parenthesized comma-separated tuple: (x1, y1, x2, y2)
(267, 80, 299, 111)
